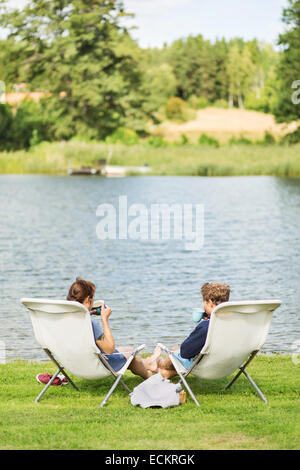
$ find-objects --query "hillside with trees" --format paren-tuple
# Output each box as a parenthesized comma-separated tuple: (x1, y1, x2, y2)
(0, 0, 299, 150)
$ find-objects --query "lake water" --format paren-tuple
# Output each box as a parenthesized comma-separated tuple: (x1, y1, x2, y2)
(0, 175, 299, 361)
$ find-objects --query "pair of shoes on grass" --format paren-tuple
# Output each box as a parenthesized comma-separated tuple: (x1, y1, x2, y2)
(36, 373, 68, 386)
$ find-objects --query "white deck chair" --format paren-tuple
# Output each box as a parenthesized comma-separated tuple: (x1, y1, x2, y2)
(21, 298, 145, 406)
(158, 300, 281, 406)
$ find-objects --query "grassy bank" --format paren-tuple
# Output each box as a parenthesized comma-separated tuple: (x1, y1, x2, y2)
(0, 140, 300, 177)
(0, 355, 299, 450)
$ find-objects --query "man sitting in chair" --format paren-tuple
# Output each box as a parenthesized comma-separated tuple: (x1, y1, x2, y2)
(67, 278, 155, 380)
(146, 282, 231, 378)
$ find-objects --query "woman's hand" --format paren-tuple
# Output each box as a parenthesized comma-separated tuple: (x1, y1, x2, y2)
(100, 302, 112, 321)
(96, 302, 115, 354)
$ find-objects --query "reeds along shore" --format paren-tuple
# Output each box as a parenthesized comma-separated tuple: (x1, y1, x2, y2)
(0, 140, 300, 177)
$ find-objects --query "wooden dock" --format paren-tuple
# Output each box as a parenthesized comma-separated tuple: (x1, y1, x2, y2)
(102, 165, 151, 177)
(68, 164, 151, 177)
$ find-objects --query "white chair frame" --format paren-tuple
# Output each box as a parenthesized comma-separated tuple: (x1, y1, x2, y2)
(158, 299, 281, 406)
(21, 298, 145, 407)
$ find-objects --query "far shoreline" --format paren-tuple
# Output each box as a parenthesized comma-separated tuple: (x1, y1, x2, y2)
(1, 140, 300, 178)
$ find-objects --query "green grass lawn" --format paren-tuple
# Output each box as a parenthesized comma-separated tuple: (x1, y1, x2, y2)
(0, 355, 299, 450)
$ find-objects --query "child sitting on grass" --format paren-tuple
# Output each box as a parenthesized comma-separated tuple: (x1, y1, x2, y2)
(145, 282, 231, 378)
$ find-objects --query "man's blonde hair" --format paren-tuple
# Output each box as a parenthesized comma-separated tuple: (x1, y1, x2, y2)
(201, 282, 230, 305)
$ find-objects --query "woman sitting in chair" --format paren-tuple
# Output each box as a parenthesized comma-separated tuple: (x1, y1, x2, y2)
(67, 278, 154, 380)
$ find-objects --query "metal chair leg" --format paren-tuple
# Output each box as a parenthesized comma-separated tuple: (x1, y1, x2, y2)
(224, 367, 244, 390)
(100, 374, 124, 407)
(35, 368, 61, 403)
(242, 369, 268, 404)
(224, 351, 267, 403)
(58, 369, 80, 391)
(99, 345, 147, 406)
(119, 378, 131, 393)
(44, 349, 79, 391)
(224, 351, 258, 391)
(160, 344, 201, 407)
(177, 370, 200, 407)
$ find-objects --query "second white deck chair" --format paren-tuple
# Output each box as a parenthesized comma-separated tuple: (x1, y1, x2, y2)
(158, 300, 281, 406)
(21, 298, 145, 407)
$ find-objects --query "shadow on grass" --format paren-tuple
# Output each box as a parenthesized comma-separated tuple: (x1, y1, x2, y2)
(19, 356, 268, 405)
(70, 372, 246, 402)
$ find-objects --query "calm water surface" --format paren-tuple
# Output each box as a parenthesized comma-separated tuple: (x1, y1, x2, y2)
(0, 175, 299, 360)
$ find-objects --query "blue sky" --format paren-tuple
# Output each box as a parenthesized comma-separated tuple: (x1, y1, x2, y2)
(124, 0, 289, 48)
(2, 0, 289, 48)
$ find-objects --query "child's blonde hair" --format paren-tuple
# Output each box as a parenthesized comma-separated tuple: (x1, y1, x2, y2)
(201, 282, 230, 305)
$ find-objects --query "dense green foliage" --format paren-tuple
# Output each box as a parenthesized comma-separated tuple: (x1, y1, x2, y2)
(0, 0, 299, 149)
(273, 0, 300, 125)
(0, 0, 147, 143)
(0, 100, 50, 150)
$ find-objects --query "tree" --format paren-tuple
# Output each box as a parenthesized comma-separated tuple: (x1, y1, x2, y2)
(0, 38, 21, 89)
(140, 61, 177, 117)
(213, 38, 229, 102)
(273, 0, 300, 123)
(168, 35, 217, 101)
(226, 43, 242, 107)
(165, 96, 188, 122)
(0, 0, 147, 139)
(245, 43, 279, 113)
(239, 45, 256, 108)
(226, 41, 256, 109)
(0, 103, 13, 149)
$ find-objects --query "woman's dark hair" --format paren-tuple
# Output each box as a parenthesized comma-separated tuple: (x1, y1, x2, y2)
(67, 277, 95, 304)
